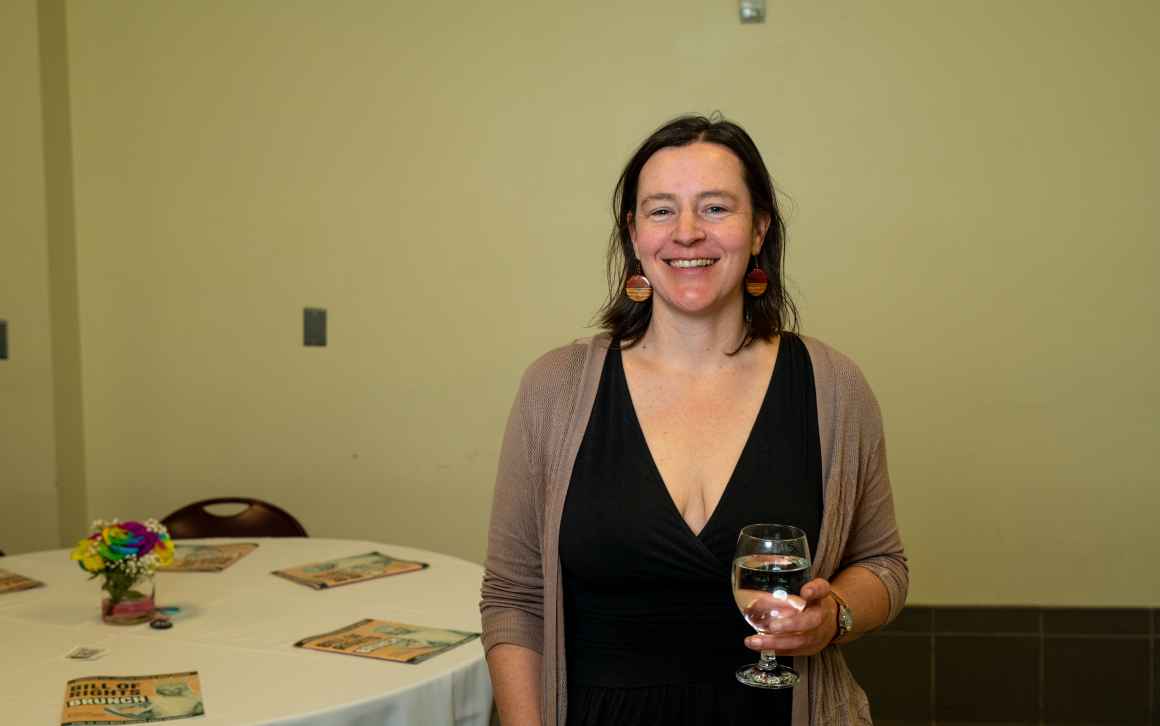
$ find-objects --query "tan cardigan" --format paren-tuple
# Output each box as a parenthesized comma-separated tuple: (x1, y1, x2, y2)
(481, 334, 908, 725)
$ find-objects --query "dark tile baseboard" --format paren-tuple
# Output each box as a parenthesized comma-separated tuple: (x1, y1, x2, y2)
(841, 605, 1157, 725)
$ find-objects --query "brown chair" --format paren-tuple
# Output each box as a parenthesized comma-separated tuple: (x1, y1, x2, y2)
(161, 497, 308, 539)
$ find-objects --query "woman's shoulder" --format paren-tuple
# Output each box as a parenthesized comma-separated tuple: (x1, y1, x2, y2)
(798, 333, 883, 424)
(515, 334, 611, 402)
(797, 334, 863, 381)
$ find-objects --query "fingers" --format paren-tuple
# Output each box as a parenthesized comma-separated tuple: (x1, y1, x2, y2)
(749, 602, 825, 636)
(742, 582, 834, 657)
(739, 592, 807, 633)
(744, 620, 826, 655)
(799, 578, 831, 602)
(745, 632, 813, 654)
(745, 624, 824, 653)
(744, 590, 807, 615)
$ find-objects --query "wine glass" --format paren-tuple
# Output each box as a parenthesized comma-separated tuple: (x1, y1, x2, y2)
(731, 523, 812, 689)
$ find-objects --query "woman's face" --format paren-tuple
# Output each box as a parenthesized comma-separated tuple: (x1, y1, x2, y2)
(629, 142, 768, 322)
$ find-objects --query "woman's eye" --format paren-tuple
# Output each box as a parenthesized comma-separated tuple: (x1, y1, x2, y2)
(649, 209, 672, 218)
(705, 205, 728, 215)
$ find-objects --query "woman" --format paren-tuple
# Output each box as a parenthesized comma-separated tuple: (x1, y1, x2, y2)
(481, 115, 907, 725)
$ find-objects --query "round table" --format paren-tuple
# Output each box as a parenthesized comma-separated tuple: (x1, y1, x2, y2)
(0, 538, 492, 725)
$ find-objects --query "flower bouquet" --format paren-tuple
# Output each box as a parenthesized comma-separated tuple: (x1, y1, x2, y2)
(70, 519, 175, 624)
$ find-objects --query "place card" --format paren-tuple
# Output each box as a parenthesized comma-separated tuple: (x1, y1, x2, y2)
(0, 568, 44, 594)
(160, 542, 258, 572)
(295, 619, 479, 664)
(271, 551, 427, 590)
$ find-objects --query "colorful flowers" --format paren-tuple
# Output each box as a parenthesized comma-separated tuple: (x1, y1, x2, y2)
(70, 519, 175, 602)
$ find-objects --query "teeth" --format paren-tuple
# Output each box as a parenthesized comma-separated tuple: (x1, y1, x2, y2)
(668, 258, 716, 268)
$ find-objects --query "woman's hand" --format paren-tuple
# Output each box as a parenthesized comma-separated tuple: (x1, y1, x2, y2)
(741, 578, 838, 657)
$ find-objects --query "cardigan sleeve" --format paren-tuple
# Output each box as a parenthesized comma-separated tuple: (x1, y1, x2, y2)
(838, 367, 910, 624)
(479, 371, 546, 655)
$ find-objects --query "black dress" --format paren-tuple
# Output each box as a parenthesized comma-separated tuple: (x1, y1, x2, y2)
(559, 334, 823, 726)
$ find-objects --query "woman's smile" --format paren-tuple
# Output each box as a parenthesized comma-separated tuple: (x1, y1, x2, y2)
(666, 257, 718, 269)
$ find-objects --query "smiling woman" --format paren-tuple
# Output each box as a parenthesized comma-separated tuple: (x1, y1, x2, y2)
(481, 115, 908, 726)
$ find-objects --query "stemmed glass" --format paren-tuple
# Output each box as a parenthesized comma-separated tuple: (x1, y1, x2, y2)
(731, 523, 812, 689)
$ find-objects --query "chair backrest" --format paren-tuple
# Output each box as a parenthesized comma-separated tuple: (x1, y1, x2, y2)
(161, 498, 308, 539)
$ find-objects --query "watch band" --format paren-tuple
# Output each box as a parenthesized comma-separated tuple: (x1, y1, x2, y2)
(829, 590, 854, 642)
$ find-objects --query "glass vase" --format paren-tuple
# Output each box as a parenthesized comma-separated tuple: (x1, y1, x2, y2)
(101, 577, 156, 625)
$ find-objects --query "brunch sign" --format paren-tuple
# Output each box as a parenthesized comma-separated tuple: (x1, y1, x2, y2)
(61, 672, 204, 724)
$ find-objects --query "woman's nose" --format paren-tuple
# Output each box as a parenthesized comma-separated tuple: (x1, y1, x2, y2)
(673, 211, 705, 245)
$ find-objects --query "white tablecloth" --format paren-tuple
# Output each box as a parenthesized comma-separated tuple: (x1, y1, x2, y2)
(0, 538, 492, 725)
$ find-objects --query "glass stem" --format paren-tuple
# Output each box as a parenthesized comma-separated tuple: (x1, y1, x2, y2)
(757, 649, 778, 671)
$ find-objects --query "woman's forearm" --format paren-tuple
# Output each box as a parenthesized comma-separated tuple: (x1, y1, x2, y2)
(487, 643, 542, 726)
(829, 564, 893, 644)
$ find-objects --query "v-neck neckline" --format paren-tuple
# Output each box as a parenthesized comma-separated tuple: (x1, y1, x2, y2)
(616, 337, 784, 541)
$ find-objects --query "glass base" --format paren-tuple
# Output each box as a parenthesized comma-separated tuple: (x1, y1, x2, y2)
(101, 589, 156, 625)
(736, 662, 799, 689)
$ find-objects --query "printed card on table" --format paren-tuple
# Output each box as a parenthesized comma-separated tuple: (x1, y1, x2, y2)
(159, 543, 258, 572)
(60, 671, 204, 724)
(65, 647, 108, 661)
(0, 568, 44, 594)
(295, 619, 479, 664)
(271, 551, 427, 590)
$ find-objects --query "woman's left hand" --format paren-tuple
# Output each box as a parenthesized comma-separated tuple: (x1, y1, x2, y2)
(741, 578, 838, 657)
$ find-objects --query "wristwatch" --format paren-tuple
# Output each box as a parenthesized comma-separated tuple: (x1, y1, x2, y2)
(830, 591, 854, 642)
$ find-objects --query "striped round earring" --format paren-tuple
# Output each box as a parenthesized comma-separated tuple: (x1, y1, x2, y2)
(744, 257, 768, 296)
(625, 260, 652, 302)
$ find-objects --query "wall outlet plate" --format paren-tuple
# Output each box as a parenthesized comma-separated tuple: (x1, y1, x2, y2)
(304, 308, 326, 347)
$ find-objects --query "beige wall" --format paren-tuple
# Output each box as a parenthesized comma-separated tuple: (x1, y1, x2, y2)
(5, 1, 1157, 605)
(0, 0, 60, 552)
